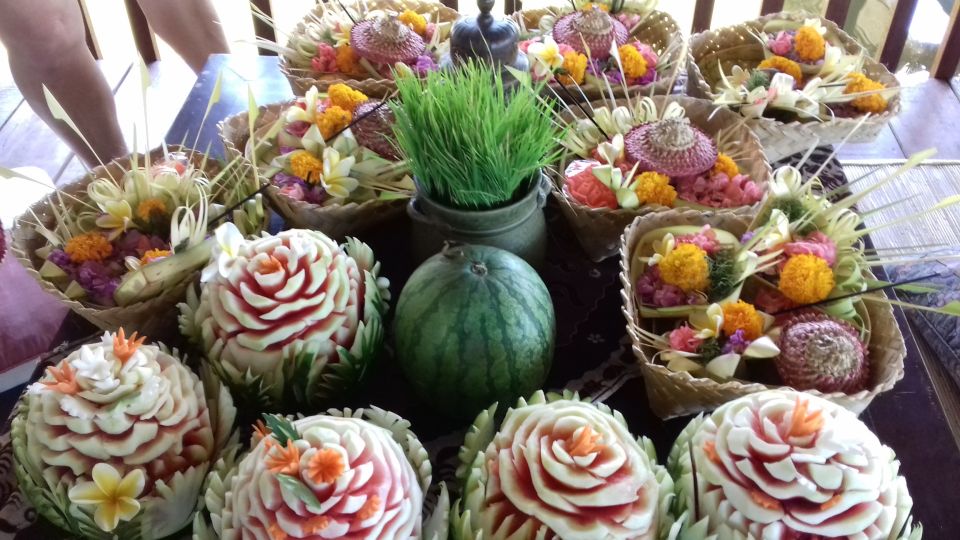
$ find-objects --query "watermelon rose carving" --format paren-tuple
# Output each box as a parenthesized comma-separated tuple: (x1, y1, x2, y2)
(179, 223, 389, 410)
(193, 409, 449, 539)
(667, 389, 921, 539)
(11, 330, 237, 539)
(450, 391, 675, 540)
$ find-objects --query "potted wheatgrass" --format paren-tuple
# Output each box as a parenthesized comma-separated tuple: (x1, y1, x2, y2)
(391, 61, 560, 267)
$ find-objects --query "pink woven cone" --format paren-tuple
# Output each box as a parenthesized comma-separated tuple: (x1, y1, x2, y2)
(350, 18, 425, 65)
(624, 118, 718, 177)
(552, 8, 628, 61)
(776, 310, 869, 394)
(353, 100, 400, 160)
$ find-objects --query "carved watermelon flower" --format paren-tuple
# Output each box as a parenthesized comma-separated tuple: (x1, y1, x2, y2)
(667, 390, 920, 539)
(451, 391, 675, 540)
(180, 223, 389, 411)
(193, 409, 449, 540)
(11, 330, 237, 539)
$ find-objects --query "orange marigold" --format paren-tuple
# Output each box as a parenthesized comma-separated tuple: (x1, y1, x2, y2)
(327, 83, 368, 112)
(778, 254, 835, 304)
(397, 9, 427, 36)
(582, 3, 610, 12)
(558, 51, 588, 85)
(794, 25, 826, 62)
(658, 243, 710, 292)
(290, 150, 323, 184)
(711, 153, 739, 178)
(844, 72, 889, 114)
(634, 171, 676, 207)
(64, 233, 113, 263)
(136, 197, 167, 222)
(139, 248, 171, 265)
(335, 45, 368, 77)
(721, 300, 764, 340)
(618, 44, 648, 80)
(316, 105, 353, 141)
(757, 55, 803, 83)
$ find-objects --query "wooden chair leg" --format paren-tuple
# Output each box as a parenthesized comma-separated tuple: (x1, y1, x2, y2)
(933, 0, 960, 80)
(250, 0, 278, 55)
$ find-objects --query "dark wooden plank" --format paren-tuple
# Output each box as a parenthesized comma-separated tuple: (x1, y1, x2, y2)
(879, 0, 919, 69)
(824, 0, 852, 27)
(932, 0, 960, 79)
(759, 0, 785, 15)
(504, 0, 519, 15)
(250, 0, 278, 56)
(442, 0, 458, 10)
(77, 0, 101, 60)
(691, 0, 715, 33)
(123, 0, 158, 63)
(837, 123, 905, 160)
(888, 79, 960, 159)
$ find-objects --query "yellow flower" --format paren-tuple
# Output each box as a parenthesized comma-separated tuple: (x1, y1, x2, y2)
(95, 199, 135, 238)
(335, 45, 367, 77)
(68, 463, 145, 532)
(316, 105, 353, 141)
(779, 254, 835, 304)
(757, 55, 802, 83)
(658, 243, 710, 292)
(527, 37, 565, 79)
(794, 25, 826, 62)
(634, 171, 676, 207)
(558, 51, 588, 85)
(721, 300, 764, 340)
(65, 233, 113, 263)
(327, 83, 368, 112)
(711, 153, 739, 178)
(290, 150, 324, 184)
(397, 9, 428, 36)
(844, 72, 889, 114)
(135, 197, 167, 222)
(140, 248, 171, 265)
(582, 2, 610, 11)
(618, 44, 648, 80)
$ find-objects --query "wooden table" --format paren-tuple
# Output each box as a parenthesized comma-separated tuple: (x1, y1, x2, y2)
(0, 54, 957, 537)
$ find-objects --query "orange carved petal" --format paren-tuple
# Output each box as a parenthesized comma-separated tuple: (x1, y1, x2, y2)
(357, 495, 381, 520)
(750, 489, 783, 511)
(568, 425, 605, 457)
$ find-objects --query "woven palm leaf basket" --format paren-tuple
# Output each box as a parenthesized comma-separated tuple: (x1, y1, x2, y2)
(511, 5, 684, 101)
(11, 146, 265, 336)
(219, 103, 406, 239)
(687, 11, 900, 161)
(279, 0, 460, 98)
(619, 209, 906, 419)
(552, 94, 772, 262)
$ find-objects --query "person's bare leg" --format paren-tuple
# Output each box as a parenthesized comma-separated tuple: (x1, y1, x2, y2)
(0, 0, 127, 167)
(137, 0, 229, 73)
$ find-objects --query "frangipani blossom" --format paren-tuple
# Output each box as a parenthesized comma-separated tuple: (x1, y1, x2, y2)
(689, 303, 724, 339)
(68, 463, 145, 532)
(527, 36, 565, 79)
(94, 200, 135, 239)
(321, 146, 359, 198)
(286, 86, 322, 124)
(201, 221, 245, 282)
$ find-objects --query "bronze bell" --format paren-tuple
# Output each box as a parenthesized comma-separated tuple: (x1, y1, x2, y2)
(441, 0, 529, 83)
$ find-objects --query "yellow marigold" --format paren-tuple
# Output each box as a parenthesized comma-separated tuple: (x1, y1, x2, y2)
(290, 150, 323, 184)
(722, 300, 764, 340)
(794, 25, 826, 62)
(844, 72, 889, 114)
(335, 45, 367, 77)
(327, 83, 368, 111)
(711, 153, 739, 178)
(315, 105, 353, 141)
(135, 197, 167, 222)
(582, 2, 610, 12)
(634, 171, 676, 207)
(397, 9, 428, 36)
(140, 248, 171, 265)
(64, 233, 113, 263)
(779, 254, 835, 304)
(558, 51, 588, 85)
(658, 243, 710, 293)
(757, 55, 802, 83)
(618, 44, 648, 80)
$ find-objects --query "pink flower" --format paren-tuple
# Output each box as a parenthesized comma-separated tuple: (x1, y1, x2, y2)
(634, 42, 659, 67)
(557, 43, 575, 56)
(279, 183, 306, 201)
(424, 22, 436, 41)
(755, 287, 796, 316)
(674, 173, 764, 208)
(676, 225, 720, 255)
(768, 30, 794, 56)
(669, 325, 702, 353)
(284, 120, 311, 138)
(518, 39, 536, 53)
(782, 231, 838, 267)
(563, 160, 618, 209)
(311, 43, 337, 73)
(617, 14, 642, 29)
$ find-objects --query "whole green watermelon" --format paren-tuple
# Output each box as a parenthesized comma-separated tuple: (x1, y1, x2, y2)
(394, 244, 555, 420)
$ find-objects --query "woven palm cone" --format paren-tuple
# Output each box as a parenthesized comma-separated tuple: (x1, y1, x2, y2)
(553, 95, 771, 262)
(218, 102, 406, 240)
(513, 8, 683, 101)
(619, 209, 907, 419)
(11, 146, 263, 336)
(280, 0, 459, 97)
(687, 10, 900, 161)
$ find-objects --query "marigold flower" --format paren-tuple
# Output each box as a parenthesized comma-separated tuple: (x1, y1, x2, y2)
(779, 253, 835, 304)
(634, 171, 676, 207)
(327, 83, 368, 112)
(65, 233, 113, 263)
(582, 3, 610, 11)
(721, 300, 764, 340)
(844, 72, 889, 114)
(139, 248, 171, 265)
(757, 55, 802, 83)
(618, 44, 648, 80)
(658, 243, 710, 293)
(290, 150, 323, 184)
(711, 153, 739, 179)
(335, 44, 367, 77)
(316, 105, 353, 141)
(397, 9, 427, 36)
(135, 198, 167, 222)
(558, 51, 588, 85)
(794, 25, 826, 62)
